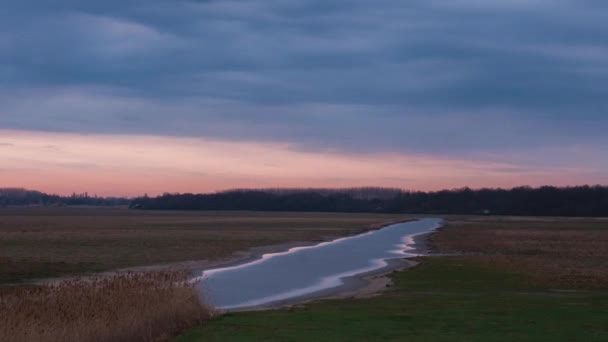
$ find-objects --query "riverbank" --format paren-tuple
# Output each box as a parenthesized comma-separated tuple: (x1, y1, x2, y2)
(0, 208, 412, 286)
(38, 218, 417, 288)
(262, 231, 437, 309)
(175, 216, 608, 342)
(142, 218, 416, 275)
(322, 232, 433, 302)
(199, 220, 440, 311)
(1, 210, 418, 342)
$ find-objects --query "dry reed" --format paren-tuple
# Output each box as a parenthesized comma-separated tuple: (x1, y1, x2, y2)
(0, 271, 214, 342)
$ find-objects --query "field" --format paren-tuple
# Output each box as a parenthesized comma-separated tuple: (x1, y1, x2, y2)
(431, 216, 608, 288)
(3, 209, 608, 341)
(177, 216, 608, 341)
(0, 207, 409, 285)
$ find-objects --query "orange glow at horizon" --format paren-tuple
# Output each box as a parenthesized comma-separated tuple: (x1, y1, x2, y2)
(0, 129, 602, 197)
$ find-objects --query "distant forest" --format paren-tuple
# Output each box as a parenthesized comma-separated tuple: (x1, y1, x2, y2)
(0, 188, 130, 206)
(3, 186, 608, 217)
(130, 186, 608, 217)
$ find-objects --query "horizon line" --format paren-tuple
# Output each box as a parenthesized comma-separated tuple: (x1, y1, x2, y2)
(3, 183, 607, 199)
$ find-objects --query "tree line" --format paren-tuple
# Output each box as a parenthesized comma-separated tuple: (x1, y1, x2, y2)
(0, 188, 130, 206)
(4, 186, 607, 216)
(130, 185, 608, 217)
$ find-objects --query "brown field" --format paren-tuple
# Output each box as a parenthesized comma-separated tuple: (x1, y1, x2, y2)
(0, 207, 410, 284)
(0, 271, 213, 342)
(431, 216, 608, 288)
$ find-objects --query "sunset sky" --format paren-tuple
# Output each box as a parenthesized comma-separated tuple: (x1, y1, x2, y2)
(1, 1, 608, 196)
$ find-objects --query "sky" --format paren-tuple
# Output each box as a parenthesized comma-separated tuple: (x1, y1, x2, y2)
(1, 0, 607, 196)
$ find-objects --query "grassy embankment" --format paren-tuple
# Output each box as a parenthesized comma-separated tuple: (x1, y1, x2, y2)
(0, 207, 409, 285)
(177, 216, 608, 341)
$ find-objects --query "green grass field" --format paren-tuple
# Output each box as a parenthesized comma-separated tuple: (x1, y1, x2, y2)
(177, 257, 608, 341)
(176, 216, 608, 342)
(0, 207, 409, 284)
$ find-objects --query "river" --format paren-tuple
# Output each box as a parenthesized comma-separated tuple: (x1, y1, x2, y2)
(197, 218, 443, 310)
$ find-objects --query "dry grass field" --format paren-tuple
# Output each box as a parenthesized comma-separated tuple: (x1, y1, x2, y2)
(0, 207, 409, 284)
(431, 215, 608, 288)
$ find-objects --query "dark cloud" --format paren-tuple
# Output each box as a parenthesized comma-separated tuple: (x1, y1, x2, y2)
(0, 0, 607, 156)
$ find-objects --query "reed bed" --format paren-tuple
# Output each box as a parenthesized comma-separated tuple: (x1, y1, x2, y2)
(0, 271, 214, 342)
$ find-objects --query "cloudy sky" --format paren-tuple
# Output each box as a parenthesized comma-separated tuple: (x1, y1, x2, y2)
(1, 0, 607, 196)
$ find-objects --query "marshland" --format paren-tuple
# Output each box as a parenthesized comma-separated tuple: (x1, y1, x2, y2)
(179, 215, 608, 341)
(0, 207, 413, 341)
(2, 207, 607, 341)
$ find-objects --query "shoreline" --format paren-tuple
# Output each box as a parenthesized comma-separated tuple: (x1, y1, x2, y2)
(220, 226, 439, 312)
(29, 218, 415, 287)
(119, 218, 416, 275)
(320, 232, 432, 301)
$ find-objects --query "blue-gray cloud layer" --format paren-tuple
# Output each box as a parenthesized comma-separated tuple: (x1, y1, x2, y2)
(1, 0, 607, 157)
